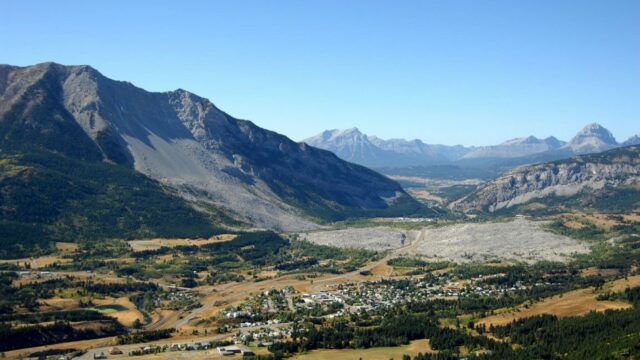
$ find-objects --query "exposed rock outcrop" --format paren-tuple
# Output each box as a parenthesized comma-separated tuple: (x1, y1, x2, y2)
(450, 146, 640, 212)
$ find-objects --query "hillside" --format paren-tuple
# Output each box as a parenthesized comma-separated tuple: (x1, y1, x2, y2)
(0, 151, 226, 259)
(0, 63, 426, 251)
(0, 65, 233, 258)
(450, 146, 640, 213)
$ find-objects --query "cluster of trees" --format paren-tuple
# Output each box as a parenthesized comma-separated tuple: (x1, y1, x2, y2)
(206, 272, 245, 285)
(481, 307, 640, 359)
(265, 293, 640, 359)
(131, 246, 173, 258)
(269, 311, 506, 356)
(0, 309, 109, 323)
(547, 220, 605, 240)
(117, 329, 174, 344)
(81, 281, 159, 295)
(202, 231, 287, 264)
(275, 258, 319, 271)
(0, 277, 75, 312)
(0, 319, 125, 351)
(388, 257, 431, 268)
(0, 148, 224, 259)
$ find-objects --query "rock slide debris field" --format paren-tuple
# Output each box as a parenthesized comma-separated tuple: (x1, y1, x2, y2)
(298, 227, 409, 252)
(300, 219, 590, 263)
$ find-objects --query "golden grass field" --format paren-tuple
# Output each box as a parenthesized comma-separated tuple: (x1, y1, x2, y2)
(407, 188, 444, 204)
(580, 267, 620, 277)
(557, 211, 640, 231)
(623, 212, 640, 223)
(93, 296, 145, 327)
(0, 254, 72, 269)
(563, 220, 586, 229)
(55, 242, 79, 252)
(477, 275, 640, 327)
(369, 261, 394, 277)
(41, 297, 81, 311)
(292, 339, 434, 360)
(128, 234, 237, 252)
(607, 274, 640, 292)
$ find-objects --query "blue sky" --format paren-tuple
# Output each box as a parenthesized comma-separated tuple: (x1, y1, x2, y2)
(3, 1, 639, 146)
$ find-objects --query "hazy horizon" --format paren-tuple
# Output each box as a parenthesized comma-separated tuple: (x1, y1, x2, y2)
(4, 0, 639, 146)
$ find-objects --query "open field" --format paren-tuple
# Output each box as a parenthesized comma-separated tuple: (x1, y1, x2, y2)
(128, 235, 237, 252)
(55, 242, 79, 252)
(0, 254, 72, 269)
(623, 212, 640, 223)
(93, 296, 145, 327)
(580, 267, 620, 277)
(607, 274, 640, 292)
(558, 213, 622, 230)
(41, 297, 81, 311)
(293, 339, 434, 360)
(406, 188, 445, 203)
(476, 275, 640, 327)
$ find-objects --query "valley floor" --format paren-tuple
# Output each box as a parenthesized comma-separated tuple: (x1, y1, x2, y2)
(2, 212, 640, 359)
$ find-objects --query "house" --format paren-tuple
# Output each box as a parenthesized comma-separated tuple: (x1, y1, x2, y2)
(237, 345, 254, 356)
(108, 347, 123, 355)
(217, 345, 254, 356)
(94, 352, 107, 360)
(217, 346, 241, 355)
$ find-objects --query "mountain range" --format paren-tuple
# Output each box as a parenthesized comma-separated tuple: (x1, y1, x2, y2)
(0, 63, 425, 256)
(305, 124, 637, 170)
(450, 146, 640, 214)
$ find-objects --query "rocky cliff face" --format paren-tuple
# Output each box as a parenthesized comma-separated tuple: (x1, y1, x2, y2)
(0, 63, 425, 230)
(450, 146, 640, 212)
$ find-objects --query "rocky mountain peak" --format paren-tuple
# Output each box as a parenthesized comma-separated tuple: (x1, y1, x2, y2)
(571, 123, 617, 144)
(566, 123, 618, 153)
(622, 134, 640, 147)
(0, 63, 424, 231)
(544, 136, 564, 148)
(501, 136, 542, 146)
